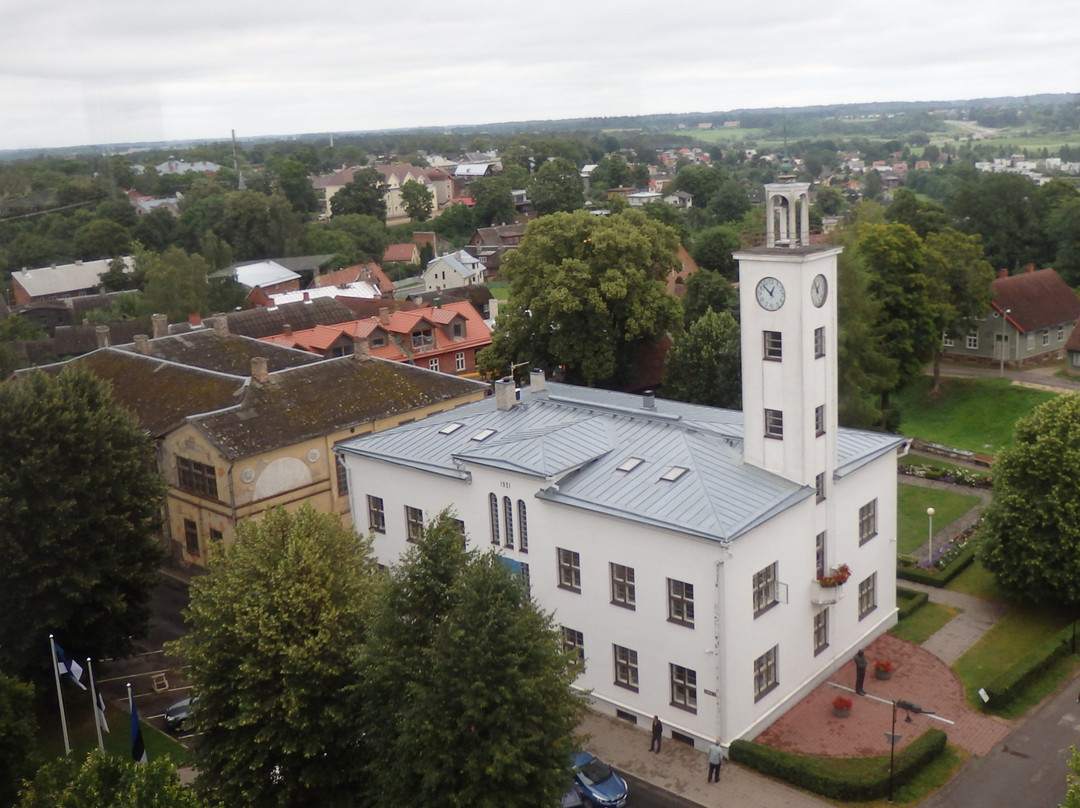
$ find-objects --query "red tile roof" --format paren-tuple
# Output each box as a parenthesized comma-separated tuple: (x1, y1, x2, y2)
(383, 243, 418, 263)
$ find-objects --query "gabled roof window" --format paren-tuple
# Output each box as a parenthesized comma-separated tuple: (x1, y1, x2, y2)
(659, 466, 688, 482)
(615, 457, 643, 473)
(438, 422, 464, 435)
(471, 428, 497, 442)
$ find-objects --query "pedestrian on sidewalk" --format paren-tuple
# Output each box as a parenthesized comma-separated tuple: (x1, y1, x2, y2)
(854, 649, 867, 695)
(707, 739, 723, 783)
(649, 715, 663, 752)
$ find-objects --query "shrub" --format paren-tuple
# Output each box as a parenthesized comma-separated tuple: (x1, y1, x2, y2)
(896, 587, 929, 619)
(897, 542, 977, 588)
(984, 624, 1077, 710)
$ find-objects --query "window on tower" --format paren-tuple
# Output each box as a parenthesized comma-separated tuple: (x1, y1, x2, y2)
(814, 327, 825, 359)
(763, 331, 782, 360)
(765, 409, 783, 439)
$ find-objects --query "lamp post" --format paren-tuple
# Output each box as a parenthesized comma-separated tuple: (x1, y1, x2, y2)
(999, 307, 1012, 377)
(926, 507, 935, 568)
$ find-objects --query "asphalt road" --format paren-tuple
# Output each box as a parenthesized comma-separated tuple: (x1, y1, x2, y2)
(922, 672, 1080, 808)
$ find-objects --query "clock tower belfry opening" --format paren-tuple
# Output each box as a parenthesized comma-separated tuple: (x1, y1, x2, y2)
(765, 177, 811, 248)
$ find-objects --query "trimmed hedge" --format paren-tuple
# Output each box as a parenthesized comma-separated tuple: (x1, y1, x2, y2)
(730, 728, 947, 801)
(896, 543, 977, 588)
(897, 586, 929, 620)
(984, 623, 1078, 710)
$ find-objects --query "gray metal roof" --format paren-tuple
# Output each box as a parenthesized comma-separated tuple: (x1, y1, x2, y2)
(338, 383, 905, 544)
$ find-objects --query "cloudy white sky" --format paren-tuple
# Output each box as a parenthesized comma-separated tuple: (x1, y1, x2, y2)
(2, 0, 1076, 151)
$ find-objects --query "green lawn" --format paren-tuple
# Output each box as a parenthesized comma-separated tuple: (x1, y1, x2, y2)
(945, 559, 1010, 601)
(894, 376, 1057, 454)
(486, 280, 510, 301)
(890, 602, 959, 645)
(897, 483, 981, 555)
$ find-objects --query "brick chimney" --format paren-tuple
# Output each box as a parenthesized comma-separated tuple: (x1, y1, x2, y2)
(133, 334, 151, 354)
(1025, 263, 1035, 273)
(378, 307, 390, 325)
(250, 356, 270, 384)
(211, 316, 230, 337)
(998, 269, 1009, 279)
(283, 323, 293, 337)
(353, 337, 371, 359)
(94, 325, 110, 349)
(189, 312, 203, 328)
(151, 313, 168, 338)
(495, 376, 517, 410)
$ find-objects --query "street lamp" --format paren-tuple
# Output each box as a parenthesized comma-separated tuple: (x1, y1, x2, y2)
(999, 307, 1012, 377)
(926, 507, 935, 568)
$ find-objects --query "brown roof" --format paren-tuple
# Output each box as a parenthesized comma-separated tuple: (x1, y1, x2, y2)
(409, 284, 493, 312)
(114, 329, 320, 376)
(991, 268, 1080, 333)
(383, 243, 418, 263)
(313, 262, 395, 294)
(190, 356, 487, 459)
(226, 298, 356, 339)
(332, 297, 416, 319)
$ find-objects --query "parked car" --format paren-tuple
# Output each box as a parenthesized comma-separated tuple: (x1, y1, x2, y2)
(164, 694, 197, 732)
(571, 751, 628, 808)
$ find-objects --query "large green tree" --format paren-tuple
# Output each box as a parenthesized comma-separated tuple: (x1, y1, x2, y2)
(276, 158, 320, 214)
(0, 365, 165, 677)
(470, 176, 516, 226)
(400, 179, 434, 222)
(528, 157, 584, 215)
(215, 190, 304, 261)
(331, 168, 387, 222)
(359, 511, 582, 808)
(18, 752, 214, 808)
(478, 209, 683, 386)
(0, 673, 37, 807)
(980, 394, 1080, 606)
(139, 247, 212, 321)
(690, 224, 740, 279)
(174, 505, 374, 808)
(72, 219, 130, 260)
(663, 308, 741, 408)
(328, 214, 390, 264)
(680, 269, 738, 329)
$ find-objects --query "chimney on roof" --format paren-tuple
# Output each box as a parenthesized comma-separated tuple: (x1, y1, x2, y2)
(353, 337, 371, 360)
(94, 325, 110, 349)
(210, 316, 229, 337)
(998, 268, 1009, 278)
(643, 390, 656, 410)
(303, 292, 310, 302)
(283, 323, 293, 337)
(378, 307, 390, 325)
(495, 376, 517, 410)
(250, 356, 270, 385)
(75, 259, 83, 266)
(133, 334, 151, 355)
(151, 313, 168, 338)
(1026, 263, 1035, 273)
(530, 368, 546, 393)
(189, 312, 203, 328)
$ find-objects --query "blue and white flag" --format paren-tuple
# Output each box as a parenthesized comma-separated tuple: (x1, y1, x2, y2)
(129, 688, 147, 763)
(53, 642, 87, 690)
(95, 690, 110, 734)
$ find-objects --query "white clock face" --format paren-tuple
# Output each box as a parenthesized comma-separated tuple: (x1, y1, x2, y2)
(811, 274, 828, 307)
(756, 277, 785, 311)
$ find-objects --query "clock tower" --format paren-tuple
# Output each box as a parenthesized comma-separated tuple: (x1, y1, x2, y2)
(735, 180, 841, 489)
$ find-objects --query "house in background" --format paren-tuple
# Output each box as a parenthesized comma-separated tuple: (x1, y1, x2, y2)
(11, 257, 134, 305)
(312, 262, 395, 297)
(337, 182, 905, 752)
(383, 243, 420, 265)
(941, 266, 1080, 367)
(423, 249, 484, 292)
(467, 223, 526, 275)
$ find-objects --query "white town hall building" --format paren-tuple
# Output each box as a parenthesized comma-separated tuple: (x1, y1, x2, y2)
(337, 182, 907, 750)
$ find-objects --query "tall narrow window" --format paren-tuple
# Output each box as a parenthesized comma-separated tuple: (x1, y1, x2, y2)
(753, 645, 779, 701)
(670, 664, 698, 712)
(562, 627, 584, 662)
(455, 351, 466, 371)
(610, 563, 636, 609)
(517, 500, 528, 552)
(489, 493, 500, 545)
(815, 472, 826, 503)
(503, 495, 514, 548)
(613, 645, 639, 691)
(183, 519, 199, 555)
(813, 609, 829, 655)
(557, 548, 581, 592)
(765, 408, 783, 439)
(814, 326, 825, 358)
(858, 499, 878, 544)
(763, 330, 782, 360)
(667, 579, 695, 627)
(815, 405, 825, 436)
(405, 506, 424, 543)
(335, 454, 349, 496)
(752, 562, 779, 616)
(367, 495, 385, 534)
(815, 531, 826, 580)
(858, 573, 877, 619)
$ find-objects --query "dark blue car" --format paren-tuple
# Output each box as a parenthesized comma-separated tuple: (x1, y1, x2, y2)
(571, 751, 628, 808)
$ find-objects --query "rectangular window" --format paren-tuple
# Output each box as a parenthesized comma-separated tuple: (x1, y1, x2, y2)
(667, 579, 695, 627)
(1043, 329, 1050, 347)
(177, 457, 218, 500)
(942, 334, 954, 348)
(517, 500, 528, 552)
(858, 573, 877, 619)
(966, 331, 978, 349)
(753, 645, 779, 701)
(610, 563, 636, 609)
(209, 527, 223, 543)
(453, 322, 464, 339)
(335, 454, 349, 496)
(670, 664, 698, 712)
(814, 326, 825, 358)
(557, 548, 581, 592)
(815, 531, 826, 579)
(562, 626, 584, 662)
(1059, 325, 1066, 342)
(183, 518, 199, 555)
(405, 505, 424, 543)
(613, 645, 639, 691)
(503, 496, 514, 548)
(815, 472, 826, 503)
(520, 561, 530, 593)
(489, 493, 500, 544)
(764, 408, 783, 439)
(411, 328, 433, 348)
(858, 499, 878, 544)
(815, 404, 825, 436)
(813, 609, 829, 655)
(752, 562, 778, 616)
(367, 495, 385, 533)
(455, 351, 466, 371)
(763, 330, 782, 360)
(428, 357, 440, 371)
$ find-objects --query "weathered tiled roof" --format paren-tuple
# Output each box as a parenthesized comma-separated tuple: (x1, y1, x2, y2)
(226, 298, 356, 339)
(191, 357, 487, 459)
(114, 330, 320, 376)
(339, 383, 904, 543)
(992, 268, 1080, 333)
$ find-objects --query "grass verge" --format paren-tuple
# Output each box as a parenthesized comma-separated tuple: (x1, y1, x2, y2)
(890, 602, 959, 645)
(945, 558, 1009, 601)
(897, 484, 981, 555)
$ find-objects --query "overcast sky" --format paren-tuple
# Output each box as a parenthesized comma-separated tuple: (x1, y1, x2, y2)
(2, 0, 1076, 152)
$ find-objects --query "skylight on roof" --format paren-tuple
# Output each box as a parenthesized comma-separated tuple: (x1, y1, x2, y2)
(438, 422, 464, 435)
(616, 457, 643, 473)
(471, 428, 497, 442)
(659, 466, 688, 482)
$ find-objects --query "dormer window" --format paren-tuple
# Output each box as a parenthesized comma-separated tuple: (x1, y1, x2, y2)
(412, 328, 434, 348)
(452, 321, 464, 339)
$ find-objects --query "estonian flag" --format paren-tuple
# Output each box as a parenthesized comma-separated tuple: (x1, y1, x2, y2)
(129, 689, 147, 763)
(95, 691, 110, 734)
(53, 642, 87, 690)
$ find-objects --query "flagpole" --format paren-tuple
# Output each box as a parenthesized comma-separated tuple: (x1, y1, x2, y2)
(48, 634, 71, 755)
(87, 658, 104, 753)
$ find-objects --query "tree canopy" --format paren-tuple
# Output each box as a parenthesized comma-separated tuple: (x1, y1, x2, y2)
(478, 209, 683, 387)
(331, 168, 387, 222)
(174, 505, 375, 808)
(980, 394, 1080, 607)
(663, 308, 741, 408)
(0, 365, 165, 677)
(400, 179, 434, 222)
(528, 157, 584, 215)
(0, 672, 36, 807)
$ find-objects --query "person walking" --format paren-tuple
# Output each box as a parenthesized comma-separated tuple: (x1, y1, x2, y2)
(854, 649, 867, 696)
(707, 739, 723, 783)
(649, 715, 663, 752)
